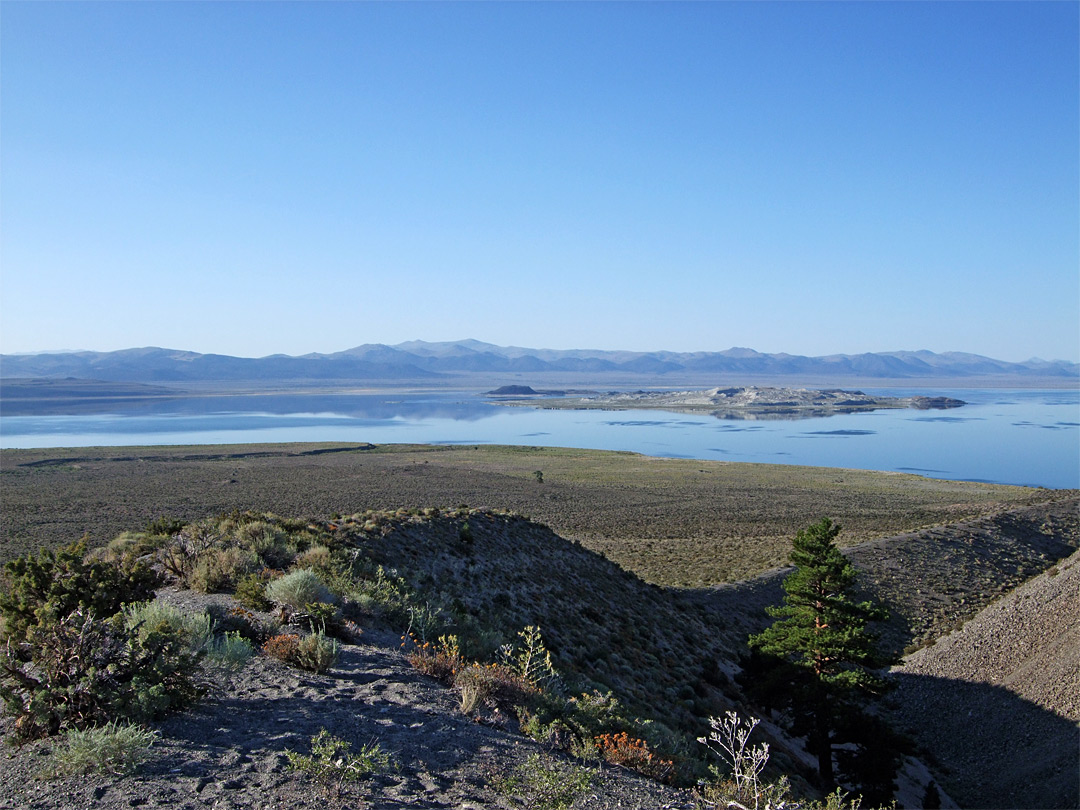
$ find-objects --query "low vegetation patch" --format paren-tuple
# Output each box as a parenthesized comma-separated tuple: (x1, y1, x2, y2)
(48, 720, 158, 777)
(0, 539, 255, 741)
(3, 494, 1072, 808)
(286, 729, 392, 797)
(493, 751, 595, 810)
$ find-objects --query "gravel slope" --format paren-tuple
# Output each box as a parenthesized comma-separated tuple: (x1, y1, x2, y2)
(889, 550, 1080, 810)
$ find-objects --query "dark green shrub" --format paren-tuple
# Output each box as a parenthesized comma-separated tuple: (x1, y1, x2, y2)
(0, 609, 125, 738)
(146, 516, 187, 537)
(299, 600, 341, 635)
(106, 611, 204, 724)
(0, 607, 202, 740)
(0, 540, 161, 646)
(234, 571, 274, 611)
(459, 521, 474, 545)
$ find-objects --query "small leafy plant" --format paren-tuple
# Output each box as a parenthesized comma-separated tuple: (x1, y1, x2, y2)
(295, 631, 339, 674)
(498, 625, 561, 692)
(286, 729, 391, 788)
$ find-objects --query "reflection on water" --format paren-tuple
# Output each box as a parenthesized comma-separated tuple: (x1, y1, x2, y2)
(0, 392, 497, 421)
(1, 388, 1077, 489)
(801, 430, 877, 437)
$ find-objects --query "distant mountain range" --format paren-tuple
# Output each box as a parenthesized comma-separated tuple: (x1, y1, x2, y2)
(1, 340, 1077, 384)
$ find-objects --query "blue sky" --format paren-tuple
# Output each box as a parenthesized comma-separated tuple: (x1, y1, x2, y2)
(2, 2, 1077, 362)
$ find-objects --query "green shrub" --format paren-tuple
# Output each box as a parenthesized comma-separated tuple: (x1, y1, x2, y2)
(294, 600, 342, 636)
(293, 544, 332, 573)
(49, 720, 157, 777)
(405, 601, 446, 644)
(1, 609, 125, 738)
(234, 571, 275, 611)
(287, 729, 391, 785)
(265, 569, 333, 612)
(0, 540, 160, 645)
(494, 752, 594, 810)
(122, 600, 215, 657)
(108, 614, 204, 724)
(0, 607, 202, 740)
(89, 531, 164, 564)
(188, 547, 259, 593)
(519, 711, 575, 749)
(295, 631, 339, 674)
(239, 522, 297, 569)
(146, 516, 187, 537)
(345, 565, 415, 622)
(204, 632, 255, 674)
(156, 520, 224, 587)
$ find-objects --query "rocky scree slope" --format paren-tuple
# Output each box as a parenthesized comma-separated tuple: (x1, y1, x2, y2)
(889, 549, 1080, 810)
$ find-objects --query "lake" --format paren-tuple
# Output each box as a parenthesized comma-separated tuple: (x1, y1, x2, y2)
(1, 388, 1077, 489)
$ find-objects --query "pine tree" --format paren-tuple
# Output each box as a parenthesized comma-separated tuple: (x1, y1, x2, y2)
(747, 518, 897, 793)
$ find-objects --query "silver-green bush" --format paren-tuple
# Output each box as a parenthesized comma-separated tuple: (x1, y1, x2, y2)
(49, 720, 158, 776)
(264, 569, 334, 611)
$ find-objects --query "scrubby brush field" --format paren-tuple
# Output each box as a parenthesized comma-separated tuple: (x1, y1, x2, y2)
(1, 443, 1076, 809)
(0, 442, 1062, 582)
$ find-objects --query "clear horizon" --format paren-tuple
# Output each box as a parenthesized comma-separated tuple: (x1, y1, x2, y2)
(2, 339, 1076, 367)
(3, 3, 1078, 363)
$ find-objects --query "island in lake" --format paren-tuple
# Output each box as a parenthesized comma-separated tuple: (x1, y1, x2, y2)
(489, 385, 966, 420)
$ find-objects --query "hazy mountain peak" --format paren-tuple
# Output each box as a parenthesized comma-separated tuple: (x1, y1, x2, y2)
(1, 341, 1076, 384)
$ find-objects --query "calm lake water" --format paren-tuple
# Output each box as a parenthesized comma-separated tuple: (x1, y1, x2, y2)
(1, 388, 1077, 489)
